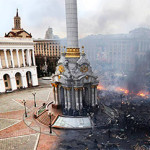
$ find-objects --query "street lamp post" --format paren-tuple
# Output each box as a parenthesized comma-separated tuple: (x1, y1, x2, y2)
(48, 111, 53, 134)
(32, 91, 36, 107)
(23, 100, 27, 117)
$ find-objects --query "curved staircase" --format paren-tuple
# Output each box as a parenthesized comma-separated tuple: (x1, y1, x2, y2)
(36, 111, 56, 126)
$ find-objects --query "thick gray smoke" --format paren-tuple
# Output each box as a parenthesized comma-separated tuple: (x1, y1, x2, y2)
(127, 52, 150, 93)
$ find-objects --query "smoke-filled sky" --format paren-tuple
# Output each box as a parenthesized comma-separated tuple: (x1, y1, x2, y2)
(0, 0, 150, 38)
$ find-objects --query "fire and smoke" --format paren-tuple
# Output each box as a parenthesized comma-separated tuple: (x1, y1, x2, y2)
(97, 51, 150, 99)
(126, 51, 150, 94)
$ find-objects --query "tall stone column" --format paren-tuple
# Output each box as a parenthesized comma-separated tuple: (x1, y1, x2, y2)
(55, 86, 58, 105)
(85, 87, 89, 106)
(22, 49, 26, 67)
(57, 85, 60, 105)
(4, 49, 9, 68)
(32, 49, 36, 66)
(10, 49, 15, 68)
(79, 88, 83, 110)
(58, 86, 62, 105)
(55, 85, 59, 105)
(88, 86, 91, 106)
(67, 87, 71, 110)
(27, 49, 31, 66)
(95, 87, 98, 105)
(53, 85, 56, 104)
(91, 86, 95, 107)
(16, 49, 20, 68)
(29, 50, 32, 66)
(74, 88, 79, 110)
(64, 88, 68, 109)
(65, 0, 79, 48)
(26, 50, 28, 66)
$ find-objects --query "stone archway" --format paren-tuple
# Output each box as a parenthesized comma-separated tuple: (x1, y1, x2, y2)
(3, 74, 11, 91)
(26, 71, 32, 87)
(15, 72, 23, 89)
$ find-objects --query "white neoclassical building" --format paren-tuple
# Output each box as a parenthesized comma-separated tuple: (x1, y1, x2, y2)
(0, 37, 38, 92)
(0, 10, 38, 93)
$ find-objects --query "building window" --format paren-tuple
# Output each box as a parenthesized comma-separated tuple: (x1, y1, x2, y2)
(16, 80, 19, 85)
(4, 75, 7, 80)
(5, 82, 8, 87)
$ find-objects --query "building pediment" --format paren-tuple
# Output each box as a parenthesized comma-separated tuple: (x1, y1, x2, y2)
(5, 30, 32, 38)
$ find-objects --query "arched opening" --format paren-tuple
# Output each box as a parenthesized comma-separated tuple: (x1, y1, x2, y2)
(26, 71, 32, 87)
(15, 72, 22, 89)
(3, 74, 11, 91)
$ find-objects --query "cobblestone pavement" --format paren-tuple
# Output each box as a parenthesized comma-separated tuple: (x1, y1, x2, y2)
(0, 80, 61, 150)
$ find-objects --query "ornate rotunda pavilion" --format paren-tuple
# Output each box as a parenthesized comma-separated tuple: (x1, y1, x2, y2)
(51, 0, 99, 116)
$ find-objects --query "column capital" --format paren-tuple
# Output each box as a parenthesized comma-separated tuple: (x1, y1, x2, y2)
(51, 83, 59, 87)
(74, 87, 79, 91)
(64, 87, 71, 91)
(91, 85, 97, 88)
(74, 87, 83, 91)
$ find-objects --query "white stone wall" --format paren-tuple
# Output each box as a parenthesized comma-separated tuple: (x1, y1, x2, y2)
(0, 37, 38, 93)
(65, 0, 79, 48)
(0, 67, 38, 93)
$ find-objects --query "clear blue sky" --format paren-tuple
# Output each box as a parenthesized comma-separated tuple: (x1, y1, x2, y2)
(0, 0, 150, 39)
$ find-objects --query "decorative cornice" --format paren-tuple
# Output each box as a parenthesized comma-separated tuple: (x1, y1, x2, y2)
(0, 42, 34, 46)
(65, 48, 80, 58)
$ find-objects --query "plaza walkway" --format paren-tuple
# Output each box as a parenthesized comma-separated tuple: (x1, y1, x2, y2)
(0, 82, 62, 150)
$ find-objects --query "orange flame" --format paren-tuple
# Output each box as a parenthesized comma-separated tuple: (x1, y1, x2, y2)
(97, 84, 106, 90)
(116, 87, 129, 94)
(137, 91, 149, 98)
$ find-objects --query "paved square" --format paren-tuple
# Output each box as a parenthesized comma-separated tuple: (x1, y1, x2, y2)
(0, 133, 39, 150)
(0, 118, 20, 131)
(0, 82, 59, 150)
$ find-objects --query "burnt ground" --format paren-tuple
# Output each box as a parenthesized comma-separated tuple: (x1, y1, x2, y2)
(57, 90, 150, 150)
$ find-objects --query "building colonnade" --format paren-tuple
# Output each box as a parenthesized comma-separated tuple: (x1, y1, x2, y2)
(51, 83, 98, 115)
(0, 49, 36, 69)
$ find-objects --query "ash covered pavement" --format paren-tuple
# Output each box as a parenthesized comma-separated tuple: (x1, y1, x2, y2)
(57, 90, 150, 150)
